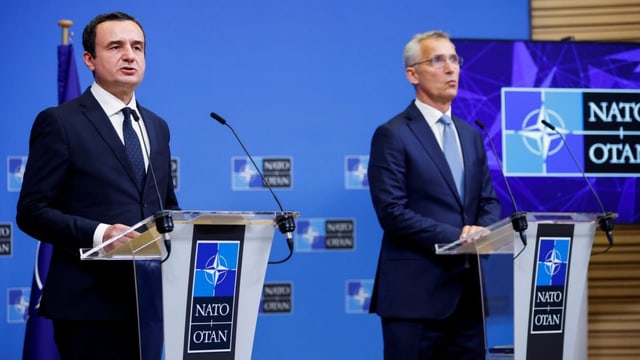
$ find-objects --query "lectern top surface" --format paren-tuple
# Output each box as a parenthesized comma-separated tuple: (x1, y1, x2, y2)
(79, 210, 300, 260)
(434, 212, 616, 255)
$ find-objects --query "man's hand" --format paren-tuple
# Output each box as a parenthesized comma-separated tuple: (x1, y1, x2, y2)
(103, 224, 140, 252)
(460, 225, 489, 243)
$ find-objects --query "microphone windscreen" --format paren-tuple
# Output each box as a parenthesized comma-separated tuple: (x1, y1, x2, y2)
(540, 119, 555, 130)
(210, 112, 227, 125)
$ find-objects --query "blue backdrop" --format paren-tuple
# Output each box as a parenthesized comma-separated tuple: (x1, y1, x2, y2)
(0, 1, 529, 359)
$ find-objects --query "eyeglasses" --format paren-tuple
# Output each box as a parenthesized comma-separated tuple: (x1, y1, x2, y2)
(409, 55, 463, 68)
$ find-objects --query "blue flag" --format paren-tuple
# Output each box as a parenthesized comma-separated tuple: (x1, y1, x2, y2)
(57, 44, 81, 104)
(22, 43, 81, 360)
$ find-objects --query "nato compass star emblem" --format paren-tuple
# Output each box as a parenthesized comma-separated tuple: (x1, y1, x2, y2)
(7, 156, 28, 192)
(517, 95, 569, 163)
(301, 224, 320, 246)
(351, 284, 370, 308)
(232, 157, 262, 190)
(8, 288, 30, 323)
(346, 280, 373, 313)
(543, 248, 564, 277)
(351, 162, 367, 181)
(536, 238, 570, 287)
(203, 253, 229, 288)
(345, 155, 369, 189)
(238, 162, 258, 184)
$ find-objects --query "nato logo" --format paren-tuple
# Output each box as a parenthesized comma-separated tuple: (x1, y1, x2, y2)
(192, 241, 239, 297)
(294, 218, 325, 251)
(345, 155, 369, 189)
(530, 237, 570, 333)
(231, 156, 293, 190)
(7, 156, 27, 192)
(188, 241, 239, 353)
(294, 218, 355, 252)
(502, 88, 584, 176)
(345, 280, 373, 314)
(7, 288, 30, 323)
(535, 238, 570, 287)
(503, 88, 640, 176)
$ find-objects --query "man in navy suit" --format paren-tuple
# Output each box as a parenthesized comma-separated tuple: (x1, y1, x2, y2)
(368, 31, 501, 359)
(17, 12, 179, 359)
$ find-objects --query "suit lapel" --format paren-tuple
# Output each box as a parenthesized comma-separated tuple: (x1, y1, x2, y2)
(78, 90, 143, 192)
(405, 103, 463, 206)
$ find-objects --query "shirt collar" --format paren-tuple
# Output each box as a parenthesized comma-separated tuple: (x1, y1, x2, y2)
(90, 82, 138, 117)
(414, 99, 451, 126)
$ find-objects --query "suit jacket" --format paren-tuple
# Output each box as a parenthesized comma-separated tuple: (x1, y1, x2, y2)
(367, 101, 500, 320)
(16, 88, 179, 320)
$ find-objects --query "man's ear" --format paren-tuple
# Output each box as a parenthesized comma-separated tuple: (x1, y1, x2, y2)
(83, 51, 95, 71)
(405, 67, 418, 85)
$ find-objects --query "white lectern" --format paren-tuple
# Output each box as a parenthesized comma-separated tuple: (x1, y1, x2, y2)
(435, 212, 616, 360)
(80, 210, 298, 360)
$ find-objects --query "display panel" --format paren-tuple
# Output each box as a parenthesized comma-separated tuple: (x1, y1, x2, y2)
(455, 39, 640, 223)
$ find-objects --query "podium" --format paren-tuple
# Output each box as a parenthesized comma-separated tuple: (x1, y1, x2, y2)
(435, 212, 616, 360)
(80, 210, 298, 360)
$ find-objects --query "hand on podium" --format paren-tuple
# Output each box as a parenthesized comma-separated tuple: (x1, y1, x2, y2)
(103, 224, 141, 253)
(460, 225, 490, 243)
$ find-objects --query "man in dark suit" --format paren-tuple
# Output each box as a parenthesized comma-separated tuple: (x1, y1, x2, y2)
(16, 12, 179, 359)
(367, 31, 501, 359)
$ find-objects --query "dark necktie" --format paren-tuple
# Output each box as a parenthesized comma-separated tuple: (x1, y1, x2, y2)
(122, 107, 146, 190)
(439, 115, 464, 200)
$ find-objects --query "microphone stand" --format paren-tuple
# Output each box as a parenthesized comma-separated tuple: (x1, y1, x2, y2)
(475, 120, 528, 248)
(540, 119, 614, 251)
(210, 112, 296, 264)
(131, 109, 174, 261)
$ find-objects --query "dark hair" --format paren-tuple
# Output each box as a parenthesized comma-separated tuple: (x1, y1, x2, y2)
(82, 11, 145, 58)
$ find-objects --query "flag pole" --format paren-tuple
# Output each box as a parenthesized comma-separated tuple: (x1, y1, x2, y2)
(23, 19, 79, 360)
(58, 19, 73, 45)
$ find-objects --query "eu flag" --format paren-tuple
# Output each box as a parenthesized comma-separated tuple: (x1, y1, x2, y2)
(22, 43, 81, 360)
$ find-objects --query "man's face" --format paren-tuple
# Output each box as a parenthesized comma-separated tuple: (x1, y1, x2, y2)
(405, 37, 460, 111)
(84, 20, 146, 102)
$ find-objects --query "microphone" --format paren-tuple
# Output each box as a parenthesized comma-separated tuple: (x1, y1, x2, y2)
(475, 120, 528, 247)
(540, 119, 614, 248)
(210, 111, 296, 263)
(131, 109, 174, 254)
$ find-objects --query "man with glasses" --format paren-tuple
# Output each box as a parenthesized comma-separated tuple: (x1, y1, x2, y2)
(367, 31, 500, 359)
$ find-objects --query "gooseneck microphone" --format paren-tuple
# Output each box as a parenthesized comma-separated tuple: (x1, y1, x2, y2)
(475, 120, 528, 247)
(540, 119, 614, 249)
(210, 111, 296, 264)
(131, 109, 174, 257)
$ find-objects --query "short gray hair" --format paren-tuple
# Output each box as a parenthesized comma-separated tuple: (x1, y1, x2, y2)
(403, 30, 451, 68)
